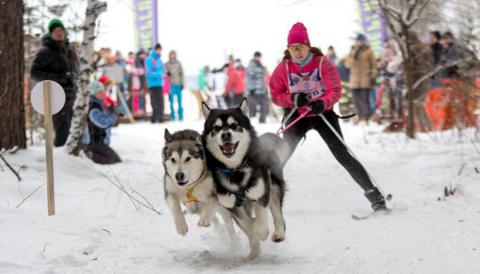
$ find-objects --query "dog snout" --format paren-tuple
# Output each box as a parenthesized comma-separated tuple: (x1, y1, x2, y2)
(221, 131, 232, 142)
(175, 172, 185, 182)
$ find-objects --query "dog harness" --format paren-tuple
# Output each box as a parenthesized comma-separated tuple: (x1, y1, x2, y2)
(215, 159, 250, 205)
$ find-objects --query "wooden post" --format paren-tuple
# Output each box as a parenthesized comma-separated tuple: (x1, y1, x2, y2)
(43, 80, 55, 216)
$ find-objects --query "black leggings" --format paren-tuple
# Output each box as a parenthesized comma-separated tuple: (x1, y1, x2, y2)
(149, 87, 164, 122)
(282, 110, 375, 191)
(52, 98, 74, 147)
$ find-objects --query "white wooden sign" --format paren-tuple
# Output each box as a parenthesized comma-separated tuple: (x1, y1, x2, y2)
(31, 80, 66, 115)
(31, 80, 65, 216)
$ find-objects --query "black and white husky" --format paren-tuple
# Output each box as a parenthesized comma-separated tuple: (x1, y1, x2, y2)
(162, 129, 234, 238)
(201, 99, 287, 259)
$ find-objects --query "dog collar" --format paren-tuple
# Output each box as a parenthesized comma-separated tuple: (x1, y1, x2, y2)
(215, 159, 250, 174)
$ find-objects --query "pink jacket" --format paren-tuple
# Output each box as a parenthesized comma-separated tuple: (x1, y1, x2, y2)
(269, 54, 341, 112)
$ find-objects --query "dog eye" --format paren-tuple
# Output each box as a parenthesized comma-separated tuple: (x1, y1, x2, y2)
(170, 158, 176, 163)
(230, 123, 238, 130)
(214, 126, 221, 132)
(185, 156, 191, 162)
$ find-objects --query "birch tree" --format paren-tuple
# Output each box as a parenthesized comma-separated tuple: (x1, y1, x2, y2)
(66, 0, 106, 156)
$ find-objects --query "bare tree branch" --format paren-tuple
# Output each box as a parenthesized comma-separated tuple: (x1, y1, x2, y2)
(408, 0, 432, 27)
(100, 172, 162, 216)
(16, 183, 45, 208)
(412, 59, 463, 91)
(0, 153, 22, 182)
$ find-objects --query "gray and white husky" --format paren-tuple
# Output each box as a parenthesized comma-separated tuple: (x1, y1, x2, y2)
(162, 129, 234, 238)
(201, 99, 287, 259)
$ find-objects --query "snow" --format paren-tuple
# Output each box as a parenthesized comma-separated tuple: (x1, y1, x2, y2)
(1, 117, 480, 273)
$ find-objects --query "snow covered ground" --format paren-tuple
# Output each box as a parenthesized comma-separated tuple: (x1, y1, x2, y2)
(1, 116, 480, 274)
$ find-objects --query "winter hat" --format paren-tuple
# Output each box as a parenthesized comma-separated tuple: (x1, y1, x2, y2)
(356, 33, 367, 42)
(88, 81, 104, 96)
(98, 75, 112, 86)
(287, 22, 310, 46)
(48, 18, 65, 33)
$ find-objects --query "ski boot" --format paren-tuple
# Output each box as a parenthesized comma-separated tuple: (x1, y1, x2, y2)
(364, 187, 387, 211)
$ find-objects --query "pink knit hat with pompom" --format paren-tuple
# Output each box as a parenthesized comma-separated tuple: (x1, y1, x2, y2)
(287, 22, 310, 46)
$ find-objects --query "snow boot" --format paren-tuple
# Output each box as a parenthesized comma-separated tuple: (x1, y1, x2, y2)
(364, 187, 387, 211)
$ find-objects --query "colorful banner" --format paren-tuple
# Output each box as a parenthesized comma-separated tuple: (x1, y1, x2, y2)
(358, 0, 388, 56)
(134, 0, 158, 51)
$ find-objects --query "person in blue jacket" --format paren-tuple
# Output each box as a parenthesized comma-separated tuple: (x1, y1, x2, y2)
(83, 79, 121, 164)
(145, 43, 165, 123)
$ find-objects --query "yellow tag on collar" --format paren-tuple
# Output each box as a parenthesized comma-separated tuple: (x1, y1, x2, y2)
(186, 187, 199, 203)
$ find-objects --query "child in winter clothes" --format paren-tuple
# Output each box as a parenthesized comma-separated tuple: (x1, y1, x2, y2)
(83, 79, 121, 165)
(269, 22, 386, 210)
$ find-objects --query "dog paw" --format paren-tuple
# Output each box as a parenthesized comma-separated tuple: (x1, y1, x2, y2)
(197, 216, 211, 227)
(271, 232, 285, 243)
(247, 243, 261, 260)
(175, 219, 188, 236)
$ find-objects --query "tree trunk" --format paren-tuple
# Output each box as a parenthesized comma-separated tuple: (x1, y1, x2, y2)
(0, 1, 26, 150)
(400, 24, 416, 139)
(66, 0, 106, 155)
(404, 55, 416, 138)
(406, 97, 415, 138)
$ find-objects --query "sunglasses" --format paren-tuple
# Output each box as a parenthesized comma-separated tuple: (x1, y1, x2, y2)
(288, 44, 308, 51)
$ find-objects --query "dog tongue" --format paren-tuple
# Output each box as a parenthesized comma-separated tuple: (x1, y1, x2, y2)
(222, 143, 235, 154)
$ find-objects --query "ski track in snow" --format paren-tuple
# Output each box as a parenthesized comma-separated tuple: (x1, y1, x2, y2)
(1, 120, 480, 274)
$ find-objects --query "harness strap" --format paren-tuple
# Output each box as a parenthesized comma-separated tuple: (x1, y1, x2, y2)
(318, 113, 387, 196)
(277, 109, 312, 135)
(234, 190, 246, 202)
(337, 113, 356, 119)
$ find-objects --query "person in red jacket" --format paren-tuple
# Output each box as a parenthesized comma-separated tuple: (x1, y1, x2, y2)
(225, 59, 246, 108)
(270, 22, 386, 211)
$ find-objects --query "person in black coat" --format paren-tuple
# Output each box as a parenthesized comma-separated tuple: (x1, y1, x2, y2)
(30, 18, 79, 147)
(429, 31, 443, 65)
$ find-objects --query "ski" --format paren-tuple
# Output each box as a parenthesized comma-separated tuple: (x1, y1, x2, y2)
(351, 207, 392, 220)
(351, 193, 394, 220)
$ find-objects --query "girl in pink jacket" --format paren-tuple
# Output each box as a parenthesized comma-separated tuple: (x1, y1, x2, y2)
(269, 22, 386, 211)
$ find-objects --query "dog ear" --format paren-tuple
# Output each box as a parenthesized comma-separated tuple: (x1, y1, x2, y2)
(238, 98, 248, 116)
(164, 128, 173, 142)
(195, 143, 205, 159)
(201, 101, 211, 118)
